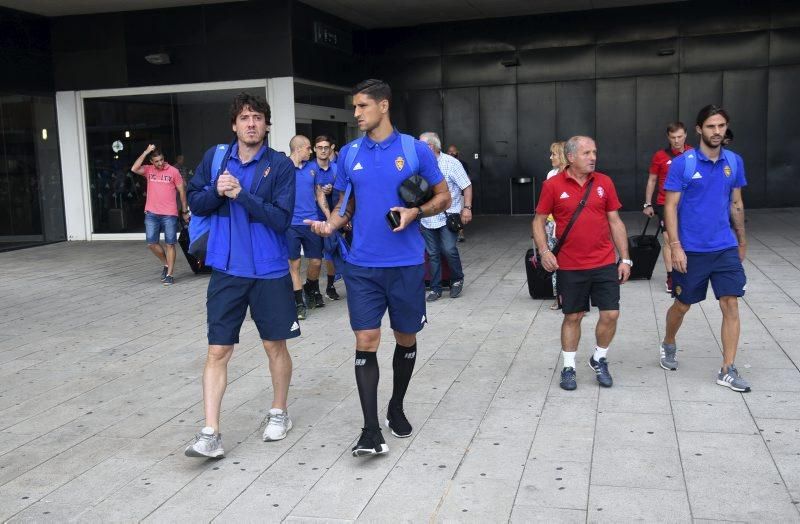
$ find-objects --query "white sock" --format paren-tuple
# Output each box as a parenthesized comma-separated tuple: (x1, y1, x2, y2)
(594, 346, 609, 361)
(562, 351, 576, 369)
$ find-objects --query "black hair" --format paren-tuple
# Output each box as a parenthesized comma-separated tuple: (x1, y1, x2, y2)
(314, 135, 332, 145)
(351, 79, 392, 105)
(696, 104, 730, 128)
(149, 148, 164, 160)
(666, 122, 686, 134)
(230, 92, 271, 125)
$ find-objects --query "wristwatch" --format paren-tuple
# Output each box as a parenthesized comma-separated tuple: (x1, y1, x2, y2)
(416, 207, 423, 219)
(643, 203, 652, 209)
(463, 205, 472, 210)
(621, 258, 633, 267)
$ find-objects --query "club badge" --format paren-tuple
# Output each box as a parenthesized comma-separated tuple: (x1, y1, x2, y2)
(675, 285, 682, 295)
(724, 165, 732, 177)
(597, 186, 605, 198)
(395, 156, 405, 171)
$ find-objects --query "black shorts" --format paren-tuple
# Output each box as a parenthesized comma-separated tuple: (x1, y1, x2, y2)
(557, 263, 620, 314)
(653, 204, 665, 229)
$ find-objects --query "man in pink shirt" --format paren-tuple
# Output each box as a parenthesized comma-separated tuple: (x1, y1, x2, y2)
(132, 144, 189, 285)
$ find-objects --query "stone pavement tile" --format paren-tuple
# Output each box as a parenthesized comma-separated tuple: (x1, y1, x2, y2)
(590, 443, 685, 491)
(0, 436, 127, 521)
(435, 477, 521, 521)
(451, 435, 531, 481)
(528, 396, 596, 463)
(665, 358, 749, 403)
(603, 360, 668, 387)
(598, 385, 671, 414)
(744, 391, 800, 419)
(586, 485, 691, 522)
(99, 406, 188, 439)
(755, 418, 800, 502)
(407, 359, 469, 405)
(0, 431, 38, 457)
(594, 411, 678, 449)
(6, 501, 89, 523)
(510, 505, 587, 523)
(515, 459, 590, 509)
(284, 518, 353, 524)
(358, 419, 478, 522)
(671, 400, 759, 434)
(678, 431, 798, 521)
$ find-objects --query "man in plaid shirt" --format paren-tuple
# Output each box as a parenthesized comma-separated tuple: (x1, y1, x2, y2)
(419, 132, 473, 301)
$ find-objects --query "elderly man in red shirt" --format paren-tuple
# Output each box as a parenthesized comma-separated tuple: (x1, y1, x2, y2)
(532, 135, 631, 391)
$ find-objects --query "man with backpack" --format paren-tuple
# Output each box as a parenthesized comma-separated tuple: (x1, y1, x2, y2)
(183, 92, 298, 459)
(305, 79, 450, 457)
(643, 122, 693, 293)
(660, 105, 750, 392)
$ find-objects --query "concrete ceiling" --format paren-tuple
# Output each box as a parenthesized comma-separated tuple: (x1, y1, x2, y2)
(0, 0, 684, 26)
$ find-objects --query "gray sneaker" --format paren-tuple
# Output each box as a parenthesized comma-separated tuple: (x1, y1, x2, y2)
(426, 290, 441, 302)
(263, 408, 293, 441)
(717, 364, 751, 392)
(450, 279, 464, 298)
(185, 426, 224, 458)
(660, 342, 678, 370)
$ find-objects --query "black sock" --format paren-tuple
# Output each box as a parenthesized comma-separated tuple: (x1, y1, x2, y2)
(327, 274, 335, 287)
(390, 343, 417, 410)
(294, 289, 304, 304)
(355, 351, 380, 429)
(306, 279, 320, 293)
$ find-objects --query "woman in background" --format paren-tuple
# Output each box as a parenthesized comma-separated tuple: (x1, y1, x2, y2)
(545, 141, 568, 310)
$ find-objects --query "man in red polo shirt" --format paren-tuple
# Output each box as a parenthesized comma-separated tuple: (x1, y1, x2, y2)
(643, 122, 692, 293)
(532, 136, 631, 391)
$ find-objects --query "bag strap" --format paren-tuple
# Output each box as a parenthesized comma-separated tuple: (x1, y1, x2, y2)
(210, 143, 230, 183)
(400, 134, 419, 174)
(552, 179, 594, 256)
(337, 137, 364, 218)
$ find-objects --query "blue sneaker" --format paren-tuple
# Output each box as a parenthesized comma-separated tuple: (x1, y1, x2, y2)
(717, 364, 751, 392)
(162, 275, 174, 286)
(589, 356, 613, 387)
(160, 266, 168, 282)
(560, 367, 577, 390)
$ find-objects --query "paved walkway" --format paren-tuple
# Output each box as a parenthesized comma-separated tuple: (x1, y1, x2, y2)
(1, 210, 799, 523)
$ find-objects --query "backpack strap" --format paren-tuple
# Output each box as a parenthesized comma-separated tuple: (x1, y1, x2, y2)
(400, 134, 420, 174)
(681, 151, 697, 191)
(210, 143, 230, 183)
(337, 137, 364, 217)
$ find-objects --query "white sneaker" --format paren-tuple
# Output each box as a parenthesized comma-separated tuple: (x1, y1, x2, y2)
(263, 408, 293, 441)
(185, 426, 224, 458)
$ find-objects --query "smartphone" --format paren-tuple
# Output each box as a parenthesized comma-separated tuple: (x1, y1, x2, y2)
(386, 210, 401, 229)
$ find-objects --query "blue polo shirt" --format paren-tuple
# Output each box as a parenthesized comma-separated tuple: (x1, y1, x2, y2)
(334, 131, 443, 267)
(223, 144, 289, 279)
(664, 147, 746, 253)
(313, 160, 338, 211)
(292, 161, 322, 225)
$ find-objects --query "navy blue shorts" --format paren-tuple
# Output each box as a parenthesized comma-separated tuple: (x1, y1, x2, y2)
(206, 271, 300, 344)
(286, 225, 323, 260)
(672, 248, 746, 304)
(144, 212, 178, 245)
(344, 263, 427, 333)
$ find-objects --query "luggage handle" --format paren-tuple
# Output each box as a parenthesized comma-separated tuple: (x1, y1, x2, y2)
(640, 216, 662, 238)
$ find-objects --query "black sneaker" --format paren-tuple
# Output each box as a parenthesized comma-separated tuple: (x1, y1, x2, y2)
(326, 285, 340, 300)
(560, 367, 577, 390)
(163, 275, 174, 286)
(160, 266, 168, 282)
(312, 291, 325, 308)
(296, 303, 307, 320)
(589, 356, 613, 387)
(385, 404, 413, 438)
(352, 427, 389, 457)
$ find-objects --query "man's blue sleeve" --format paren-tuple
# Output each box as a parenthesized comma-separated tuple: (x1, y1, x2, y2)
(663, 154, 686, 192)
(187, 147, 226, 216)
(333, 145, 350, 192)
(415, 141, 444, 185)
(734, 154, 747, 188)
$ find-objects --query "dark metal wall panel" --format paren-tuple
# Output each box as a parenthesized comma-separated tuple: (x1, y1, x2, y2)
(377, 56, 442, 91)
(636, 75, 678, 203)
(517, 83, 557, 188)
(681, 2, 770, 36)
(678, 71, 723, 136)
(442, 88, 482, 212)
(517, 46, 595, 83)
(441, 19, 516, 55)
(723, 69, 768, 207)
(766, 66, 800, 206)
(682, 31, 769, 72)
(596, 78, 637, 207)
(770, 28, 800, 65)
(556, 80, 596, 141)
(479, 85, 517, 214)
(596, 39, 679, 78)
(516, 14, 595, 50)
(443, 52, 517, 88)
(405, 89, 443, 140)
(594, 4, 680, 43)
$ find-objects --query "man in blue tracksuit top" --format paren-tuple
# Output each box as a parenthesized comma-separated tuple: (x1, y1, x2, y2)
(661, 104, 750, 392)
(306, 79, 450, 457)
(184, 93, 299, 459)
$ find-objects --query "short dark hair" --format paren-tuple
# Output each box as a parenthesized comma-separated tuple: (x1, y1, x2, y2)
(149, 148, 164, 161)
(314, 135, 332, 145)
(666, 122, 686, 134)
(230, 92, 271, 125)
(724, 128, 734, 141)
(351, 78, 392, 105)
(696, 105, 729, 127)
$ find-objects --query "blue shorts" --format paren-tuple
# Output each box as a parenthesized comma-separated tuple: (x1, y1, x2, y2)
(672, 248, 746, 304)
(344, 263, 427, 333)
(144, 212, 178, 245)
(206, 271, 300, 344)
(286, 225, 323, 260)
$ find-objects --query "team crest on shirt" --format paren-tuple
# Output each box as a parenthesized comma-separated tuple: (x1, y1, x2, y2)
(310, 169, 316, 177)
(675, 285, 682, 296)
(597, 186, 605, 198)
(395, 156, 405, 171)
(724, 165, 732, 177)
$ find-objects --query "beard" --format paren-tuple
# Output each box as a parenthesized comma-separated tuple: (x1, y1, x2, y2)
(700, 133, 722, 148)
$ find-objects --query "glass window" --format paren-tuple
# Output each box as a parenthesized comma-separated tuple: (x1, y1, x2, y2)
(84, 87, 265, 234)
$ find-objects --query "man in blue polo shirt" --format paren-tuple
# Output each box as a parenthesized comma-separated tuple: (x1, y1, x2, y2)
(661, 104, 750, 392)
(312, 134, 342, 301)
(286, 135, 325, 320)
(184, 93, 299, 459)
(305, 79, 450, 457)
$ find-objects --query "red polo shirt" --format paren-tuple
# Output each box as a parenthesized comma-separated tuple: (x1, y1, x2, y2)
(649, 145, 693, 205)
(536, 170, 622, 270)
